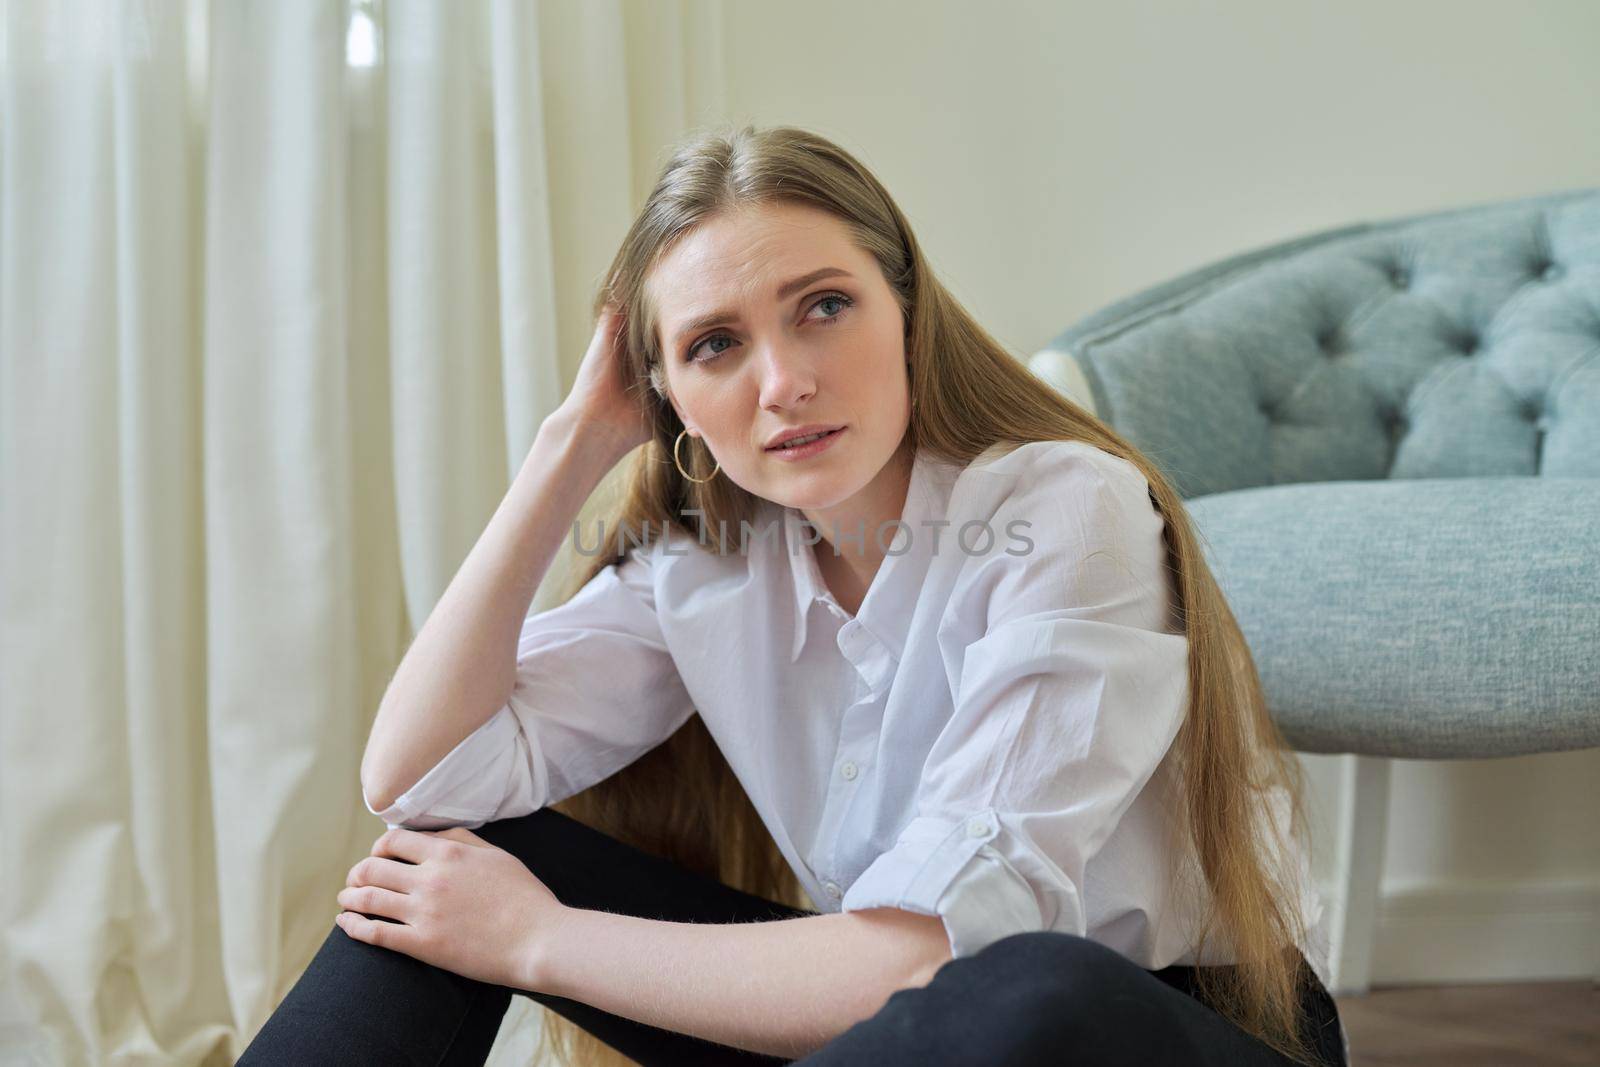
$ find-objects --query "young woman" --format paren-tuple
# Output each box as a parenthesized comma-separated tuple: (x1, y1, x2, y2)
(241, 125, 1348, 1067)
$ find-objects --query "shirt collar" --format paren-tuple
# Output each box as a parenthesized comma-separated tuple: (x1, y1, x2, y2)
(782, 446, 960, 663)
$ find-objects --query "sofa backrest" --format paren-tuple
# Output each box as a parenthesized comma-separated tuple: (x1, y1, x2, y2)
(1029, 189, 1600, 499)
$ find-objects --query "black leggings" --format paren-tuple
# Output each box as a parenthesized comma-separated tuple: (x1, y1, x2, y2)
(238, 807, 1348, 1066)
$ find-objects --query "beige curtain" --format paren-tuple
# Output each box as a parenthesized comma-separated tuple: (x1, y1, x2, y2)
(0, 1, 721, 1062)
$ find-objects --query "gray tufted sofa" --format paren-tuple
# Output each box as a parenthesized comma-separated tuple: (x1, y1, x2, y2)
(1026, 188, 1600, 1000)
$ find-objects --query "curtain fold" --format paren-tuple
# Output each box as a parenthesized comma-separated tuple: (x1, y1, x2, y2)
(203, 0, 368, 1039)
(0, 1, 703, 1062)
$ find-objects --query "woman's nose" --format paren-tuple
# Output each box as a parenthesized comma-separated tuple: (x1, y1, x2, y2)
(755, 345, 817, 410)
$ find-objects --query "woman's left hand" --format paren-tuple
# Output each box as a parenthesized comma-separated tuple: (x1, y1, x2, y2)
(336, 826, 565, 991)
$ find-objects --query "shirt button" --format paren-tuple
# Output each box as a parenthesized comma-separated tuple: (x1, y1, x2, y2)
(824, 880, 841, 900)
(840, 760, 858, 781)
(967, 816, 991, 838)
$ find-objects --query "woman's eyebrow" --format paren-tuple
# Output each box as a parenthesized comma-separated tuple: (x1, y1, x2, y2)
(668, 266, 855, 346)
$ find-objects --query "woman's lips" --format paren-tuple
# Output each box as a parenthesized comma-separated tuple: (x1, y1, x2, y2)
(765, 426, 845, 460)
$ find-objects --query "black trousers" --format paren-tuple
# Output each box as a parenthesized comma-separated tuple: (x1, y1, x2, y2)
(239, 807, 1348, 1066)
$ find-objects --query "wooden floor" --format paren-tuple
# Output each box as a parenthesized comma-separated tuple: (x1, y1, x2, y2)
(1333, 981, 1597, 1066)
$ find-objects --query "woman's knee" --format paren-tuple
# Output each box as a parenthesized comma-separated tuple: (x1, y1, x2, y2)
(937, 932, 1151, 1043)
(800, 933, 1142, 1064)
(468, 806, 574, 866)
(958, 929, 1126, 989)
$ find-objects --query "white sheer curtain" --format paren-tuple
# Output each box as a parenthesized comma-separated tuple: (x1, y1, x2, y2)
(0, 1, 713, 1062)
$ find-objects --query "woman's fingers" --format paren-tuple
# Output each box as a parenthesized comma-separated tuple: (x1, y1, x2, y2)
(335, 909, 416, 952)
(369, 827, 445, 865)
(345, 854, 422, 892)
(337, 883, 411, 922)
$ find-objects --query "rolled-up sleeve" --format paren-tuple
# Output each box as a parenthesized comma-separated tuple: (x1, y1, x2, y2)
(841, 444, 1190, 960)
(363, 540, 696, 830)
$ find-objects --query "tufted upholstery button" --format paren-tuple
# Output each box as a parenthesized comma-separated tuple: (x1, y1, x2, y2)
(1383, 406, 1408, 437)
(1459, 333, 1480, 355)
(1389, 266, 1410, 288)
(1541, 262, 1563, 282)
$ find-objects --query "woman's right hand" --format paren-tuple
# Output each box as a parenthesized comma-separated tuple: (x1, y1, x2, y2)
(557, 303, 655, 457)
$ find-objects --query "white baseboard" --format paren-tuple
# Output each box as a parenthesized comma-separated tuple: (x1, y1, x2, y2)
(1322, 876, 1600, 986)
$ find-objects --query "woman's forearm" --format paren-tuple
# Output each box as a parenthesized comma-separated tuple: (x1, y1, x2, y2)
(527, 905, 954, 1060)
(360, 408, 629, 811)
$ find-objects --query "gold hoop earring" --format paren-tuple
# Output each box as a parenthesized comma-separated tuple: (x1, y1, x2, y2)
(674, 428, 720, 484)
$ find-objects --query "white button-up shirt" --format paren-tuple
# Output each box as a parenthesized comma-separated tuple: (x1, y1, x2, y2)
(365, 440, 1325, 970)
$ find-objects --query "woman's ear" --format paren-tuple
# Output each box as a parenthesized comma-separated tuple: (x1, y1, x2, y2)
(650, 362, 691, 430)
(649, 362, 672, 406)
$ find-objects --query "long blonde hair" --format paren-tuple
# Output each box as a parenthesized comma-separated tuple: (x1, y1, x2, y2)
(532, 124, 1324, 1067)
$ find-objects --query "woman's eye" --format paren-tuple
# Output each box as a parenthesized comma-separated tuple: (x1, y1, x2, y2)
(808, 292, 853, 320)
(687, 334, 736, 362)
(685, 292, 854, 363)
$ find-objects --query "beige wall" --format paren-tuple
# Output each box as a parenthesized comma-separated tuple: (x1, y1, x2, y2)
(580, 0, 1600, 983)
(714, 0, 1600, 359)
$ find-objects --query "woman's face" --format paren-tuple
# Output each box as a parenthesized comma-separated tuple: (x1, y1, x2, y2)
(648, 201, 911, 512)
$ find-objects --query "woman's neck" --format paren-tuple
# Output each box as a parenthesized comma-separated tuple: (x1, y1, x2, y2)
(803, 438, 915, 615)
